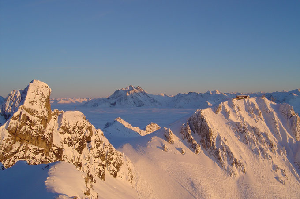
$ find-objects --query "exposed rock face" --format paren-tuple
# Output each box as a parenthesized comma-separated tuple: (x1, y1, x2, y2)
(182, 110, 246, 176)
(145, 122, 161, 135)
(0, 80, 133, 198)
(164, 127, 175, 144)
(279, 103, 300, 141)
(180, 97, 300, 178)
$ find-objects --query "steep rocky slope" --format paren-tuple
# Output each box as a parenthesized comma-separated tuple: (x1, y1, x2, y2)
(0, 80, 134, 198)
(180, 96, 300, 179)
(113, 97, 300, 198)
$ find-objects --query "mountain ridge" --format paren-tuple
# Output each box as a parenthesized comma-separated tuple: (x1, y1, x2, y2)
(81, 85, 300, 112)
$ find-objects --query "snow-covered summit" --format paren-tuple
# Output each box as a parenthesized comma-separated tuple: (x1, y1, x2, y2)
(109, 85, 147, 99)
(120, 85, 144, 93)
(85, 85, 161, 107)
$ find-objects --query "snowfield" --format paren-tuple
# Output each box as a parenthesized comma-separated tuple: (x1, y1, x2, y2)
(0, 81, 300, 198)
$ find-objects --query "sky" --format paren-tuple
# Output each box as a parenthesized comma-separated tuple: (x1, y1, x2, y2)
(0, 0, 299, 98)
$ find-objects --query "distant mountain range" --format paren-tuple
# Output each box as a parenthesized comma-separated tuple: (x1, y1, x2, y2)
(80, 86, 300, 113)
(2, 85, 298, 112)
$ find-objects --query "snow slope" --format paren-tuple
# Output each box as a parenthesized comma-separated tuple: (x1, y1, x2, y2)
(0, 161, 57, 199)
(115, 97, 300, 198)
(0, 161, 137, 199)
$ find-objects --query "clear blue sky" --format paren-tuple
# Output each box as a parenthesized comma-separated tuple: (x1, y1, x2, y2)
(0, 0, 299, 98)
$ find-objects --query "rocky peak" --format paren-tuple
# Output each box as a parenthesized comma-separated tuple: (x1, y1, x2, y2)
(111, 85, 146, 98)
(123, 85, 135, 91)
(122, 85, 144, 92)
(0, 80, 134, 198)
(1, 79, 51, 120)
(22, 80, 51, 117)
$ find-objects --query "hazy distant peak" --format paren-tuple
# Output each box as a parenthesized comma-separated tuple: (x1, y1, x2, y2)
(205, 90, 222, 95)
(121, 85, 145, 93)
(109, 85, 147, 99)
(30, 79, 43, 84)
(291, 88, 300, 94)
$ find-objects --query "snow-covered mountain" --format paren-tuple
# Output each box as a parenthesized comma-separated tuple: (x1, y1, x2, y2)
(169, 90, 233, 108)
(0, 161, 137, 199)
(1, 81, 300, 198)
(85, 85, 161, 108)
(116, 97, 300, 198)
(82, 86, 300, 112)
(181, 97, 300, 177)
(0, 80, 134, 198)
(83, 87, 233, 109)
(48, 85, 300, 115)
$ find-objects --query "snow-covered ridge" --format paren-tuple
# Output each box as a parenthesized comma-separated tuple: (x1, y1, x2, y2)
(0, 80, 134, 198)
(104, 117, 161, 137)
(180, 96, 300, 179)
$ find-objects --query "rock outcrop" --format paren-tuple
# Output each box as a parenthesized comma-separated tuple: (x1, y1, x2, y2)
(0, 80, 134, 198)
